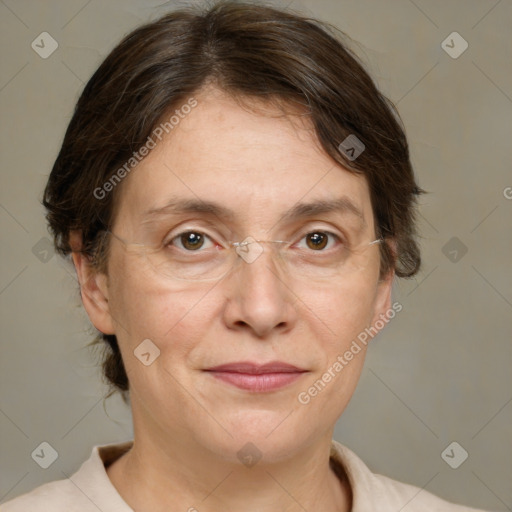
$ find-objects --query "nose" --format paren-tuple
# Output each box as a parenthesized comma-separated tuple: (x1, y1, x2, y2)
(221, 244, 298, 338)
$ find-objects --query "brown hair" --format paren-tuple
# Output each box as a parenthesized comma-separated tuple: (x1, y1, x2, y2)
(43, 0, 423, 398)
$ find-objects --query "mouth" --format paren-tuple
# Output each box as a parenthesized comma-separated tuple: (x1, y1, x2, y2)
(203, 361, 308, 392)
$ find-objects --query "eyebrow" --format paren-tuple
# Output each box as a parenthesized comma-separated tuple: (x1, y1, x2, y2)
(142, 196, 366, 227)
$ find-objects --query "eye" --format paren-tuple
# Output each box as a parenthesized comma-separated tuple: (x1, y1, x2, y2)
(169, 231, 216, 251)
(296, 231, 343, 251)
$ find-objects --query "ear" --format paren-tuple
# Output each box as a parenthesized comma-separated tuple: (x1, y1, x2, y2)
(369, 238, 397, 332)
(69, 231, 115, 335)
(370, 267, 394, 327)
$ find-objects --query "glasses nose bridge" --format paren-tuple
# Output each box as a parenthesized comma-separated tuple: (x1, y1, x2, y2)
(230, 238, 289, 270)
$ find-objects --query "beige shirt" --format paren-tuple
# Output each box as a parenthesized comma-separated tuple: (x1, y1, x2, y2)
(1, 440, 487, 511)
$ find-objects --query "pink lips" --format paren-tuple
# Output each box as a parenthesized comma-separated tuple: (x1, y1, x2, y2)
(204, 361, 307, 392)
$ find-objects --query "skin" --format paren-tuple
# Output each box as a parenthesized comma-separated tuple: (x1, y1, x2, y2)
(72, 86, 394, 512)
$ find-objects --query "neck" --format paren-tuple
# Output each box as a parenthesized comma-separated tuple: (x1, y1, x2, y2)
(107, 423, 351, 512)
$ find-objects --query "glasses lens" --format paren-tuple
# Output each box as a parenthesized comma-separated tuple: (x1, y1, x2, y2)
(287, 242, 376, 279)
(140, 238, 379, 282)
(143, 243, 232, 281)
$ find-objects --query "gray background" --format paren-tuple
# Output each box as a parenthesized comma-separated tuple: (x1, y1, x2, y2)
(0, 0, 510, 510)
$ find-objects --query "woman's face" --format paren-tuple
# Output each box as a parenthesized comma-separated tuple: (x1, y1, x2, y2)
(89, 87, 393, 463)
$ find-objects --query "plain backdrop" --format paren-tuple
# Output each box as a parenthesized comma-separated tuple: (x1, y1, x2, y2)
(1, 0, 511, 510)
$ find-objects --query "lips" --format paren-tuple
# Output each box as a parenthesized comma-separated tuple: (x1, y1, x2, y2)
(205, 361, 306, 374)
(204, 361, 308, 392)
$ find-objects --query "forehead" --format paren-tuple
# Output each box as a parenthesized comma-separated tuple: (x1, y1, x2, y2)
(113, 87, 375, 234)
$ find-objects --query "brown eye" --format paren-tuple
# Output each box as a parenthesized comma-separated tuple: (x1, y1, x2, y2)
(179, 232, 205, 250)
(305, 232, 328, 250)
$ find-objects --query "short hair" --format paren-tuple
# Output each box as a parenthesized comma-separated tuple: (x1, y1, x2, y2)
(43, 1, 423, 398)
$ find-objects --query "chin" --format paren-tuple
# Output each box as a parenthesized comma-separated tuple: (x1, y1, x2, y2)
(199, 409, 316, 465)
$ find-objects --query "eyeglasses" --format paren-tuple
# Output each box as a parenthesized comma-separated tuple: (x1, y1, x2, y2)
(102, 229, 382, 282)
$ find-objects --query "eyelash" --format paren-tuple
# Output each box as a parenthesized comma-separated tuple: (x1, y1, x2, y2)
(166, 229, 346, 252)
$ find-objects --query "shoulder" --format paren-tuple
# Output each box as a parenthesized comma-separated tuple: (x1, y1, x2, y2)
(0, 477, 94, 512)
(330, 440, 490, 511)
(368, 472, 484, 511)
(1, 441, 133, 512)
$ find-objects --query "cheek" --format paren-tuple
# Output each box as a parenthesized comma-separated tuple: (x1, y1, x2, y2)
(112, 283, 212, 342)
(294, 280, 376, 424)
(296, 276, 378, 350)
(106, 248, 211, 348)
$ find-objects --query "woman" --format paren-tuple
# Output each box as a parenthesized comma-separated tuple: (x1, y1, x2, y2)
(2, 2, 487, 510)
